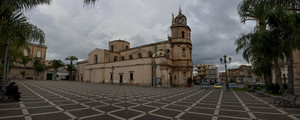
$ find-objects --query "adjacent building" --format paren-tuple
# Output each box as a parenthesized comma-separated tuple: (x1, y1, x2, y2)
(228, 65, 253, 84)
(293, 50, 300, 86)
(8, 43, 48, 80)
(197, 64, 218, 83)
(76, 10, 193, 86)
(218, 72, 226, 83)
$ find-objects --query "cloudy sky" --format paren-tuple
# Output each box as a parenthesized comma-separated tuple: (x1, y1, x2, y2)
(24, 0, 256, 71)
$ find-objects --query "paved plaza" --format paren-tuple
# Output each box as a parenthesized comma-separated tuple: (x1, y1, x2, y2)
(0, 80, 300, 120)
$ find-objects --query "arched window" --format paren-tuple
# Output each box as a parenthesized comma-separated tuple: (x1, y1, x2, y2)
(95, 54, 98, 64)
(121, 56, 125, 60)
(138, 53, 142, 58)
(126, 46, 128, 49)
(182, 31, 185, 38)
(129, 55, 133, 59)
(36, 50, 41, 58)
(148, 51, 152, 58)
(111, 45, 114, 51)
(114, 56, 117, 61)
(182, 48, 186, 57)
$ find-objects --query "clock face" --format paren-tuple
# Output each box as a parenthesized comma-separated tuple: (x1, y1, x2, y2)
(178, 19, 183, 24)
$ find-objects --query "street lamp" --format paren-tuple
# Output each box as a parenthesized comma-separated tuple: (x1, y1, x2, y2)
(111, 65, 114, 84)
(152, 61, 157, 87)
(220, 55, 232, 90)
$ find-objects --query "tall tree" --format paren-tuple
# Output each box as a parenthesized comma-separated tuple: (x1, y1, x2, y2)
(32, 57, 47, 80)
(50, 59, 65, 80)
(65, 56, 78, 80)
(236, 0, 300, 94)
(18, 55, 32, 79)
(0, 0, 50, 81)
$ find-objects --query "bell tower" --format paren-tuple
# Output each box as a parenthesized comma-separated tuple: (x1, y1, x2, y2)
(170, 8, 192, 60)
(169, 8, 193, 86)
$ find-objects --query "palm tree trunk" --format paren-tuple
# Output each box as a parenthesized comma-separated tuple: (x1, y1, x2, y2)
(22, 66, 25, 79)
(35, 72, 37, 80)
(70, 61, 73, 80)
(267, 70, 273, 85)
(264, 70, 272, 86)
(287, 54, 294, 94)
(274, 61, 285, 94)
(53, 69, 57, 80)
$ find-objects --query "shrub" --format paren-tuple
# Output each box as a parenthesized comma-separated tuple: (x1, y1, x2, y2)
(187, 78, 193, 85)
(266, 83, 280, 94)
(283, 83, 288, 90)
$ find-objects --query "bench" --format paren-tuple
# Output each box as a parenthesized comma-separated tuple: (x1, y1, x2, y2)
(255, 89, 266, 96)
(247, 87, 255, 92)
(274, 93, 297, 107)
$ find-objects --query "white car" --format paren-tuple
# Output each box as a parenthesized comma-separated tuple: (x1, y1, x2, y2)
(229, 83, 237, 88)
(256, 82, 265, 86)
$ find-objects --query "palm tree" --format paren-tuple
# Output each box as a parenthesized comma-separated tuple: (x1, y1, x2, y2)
(236, 0, 300, 94)
(65, 56, 78, 80)
(32, 57, 47, 80)
(50, 59, 65, 80)
(19, 55, 32, 79)
(0, 0, 50, 82)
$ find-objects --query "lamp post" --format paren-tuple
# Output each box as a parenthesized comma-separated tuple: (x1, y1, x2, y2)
(111, 65, 114, 84)
(220, 55, 232, 90)
(152, 61, 157, 87)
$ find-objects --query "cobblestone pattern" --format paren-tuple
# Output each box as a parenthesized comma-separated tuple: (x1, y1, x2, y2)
(0, 80, 299, 120)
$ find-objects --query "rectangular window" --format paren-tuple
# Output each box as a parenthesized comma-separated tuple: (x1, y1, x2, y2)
(24, 49, 28, 56)
(130, 73, 133, 80)
(37, 50, 41, 57)
(111, 73, 113, 80)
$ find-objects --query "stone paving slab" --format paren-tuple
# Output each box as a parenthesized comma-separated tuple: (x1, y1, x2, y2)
(0, 80, 299, 120)
(179, 113, 212, 120)
(31, 112, 72, 120)
(27, 106, 60, 114)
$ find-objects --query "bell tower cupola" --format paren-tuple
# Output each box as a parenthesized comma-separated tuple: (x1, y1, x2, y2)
(170, 7, 191, 42)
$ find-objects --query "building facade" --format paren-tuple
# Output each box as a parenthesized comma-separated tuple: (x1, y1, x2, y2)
(228, 65, 253, 84)
(197, 64, 207, 81)
(218, 72, 226, 83)
(293, 50, 300, 86)
(197, 64, 218, 83)
(8, 43, 48, 80)
(77, 10, 193, 86)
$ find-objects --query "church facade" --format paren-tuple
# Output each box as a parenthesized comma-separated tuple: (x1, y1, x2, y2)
(76, 10, 193, 86)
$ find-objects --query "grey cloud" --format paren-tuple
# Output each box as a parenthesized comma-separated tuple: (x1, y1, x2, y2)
(24, 0, 255, 70)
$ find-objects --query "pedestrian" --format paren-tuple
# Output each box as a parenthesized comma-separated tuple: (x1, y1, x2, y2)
(6, 82, 21, 101)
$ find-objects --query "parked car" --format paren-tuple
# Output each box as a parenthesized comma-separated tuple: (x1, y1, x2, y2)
(229, 83, 238, 88)
(256, 81, 265, 86)
(213, 83, 222, 89)
(217, 82, 223, 85)
(200, 82, 210, 89)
